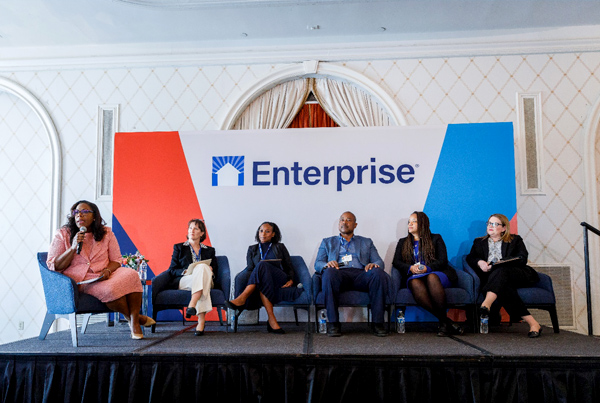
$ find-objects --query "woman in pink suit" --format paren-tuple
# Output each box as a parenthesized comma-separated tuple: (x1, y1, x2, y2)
(47, 200, 153, 339)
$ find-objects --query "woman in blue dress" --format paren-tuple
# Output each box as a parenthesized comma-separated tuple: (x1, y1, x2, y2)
(392, 211, 462, 336)
(226, 222, 299, 334)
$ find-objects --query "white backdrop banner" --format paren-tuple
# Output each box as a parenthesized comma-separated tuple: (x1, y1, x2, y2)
(114, 122, 516, 283)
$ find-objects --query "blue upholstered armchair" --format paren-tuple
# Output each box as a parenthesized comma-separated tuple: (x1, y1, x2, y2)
(392, 259, 477, 328)
(151, 255, 231, 332)
(37, 252, 112, 347)
(232, 256, 312, 332)
(312, 269, 394, 328)
(462, 256, 559, 333)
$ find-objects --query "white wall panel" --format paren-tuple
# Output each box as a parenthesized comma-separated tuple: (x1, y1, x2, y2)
(1, 51, 599, 340)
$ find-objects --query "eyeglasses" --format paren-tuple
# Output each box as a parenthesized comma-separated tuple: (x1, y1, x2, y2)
(72, 209, 93, 215)
(487, 222, 504, 228)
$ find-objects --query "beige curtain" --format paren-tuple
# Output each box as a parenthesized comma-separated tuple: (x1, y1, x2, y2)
(313, 78, 391, 127)
(232, 79, 310, 130)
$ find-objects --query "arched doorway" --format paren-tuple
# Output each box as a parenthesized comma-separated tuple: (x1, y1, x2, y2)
(0, 77, 62, 343)
(287, 91, 339, 129)
(220, 60, 406, 130)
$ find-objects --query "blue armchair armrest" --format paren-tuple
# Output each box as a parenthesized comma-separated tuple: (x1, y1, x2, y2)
(290, 256, 312, 301)
(215, 256, 231, 301)
(38, 252, 80, 314)
(455, 269, 476, 302)
(462, 255, 481, 295)
(151, 270, 171, 304)
(312, 272, 322, 304)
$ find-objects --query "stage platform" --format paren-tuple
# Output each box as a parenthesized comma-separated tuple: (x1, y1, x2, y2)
(1, 321, 599, 402)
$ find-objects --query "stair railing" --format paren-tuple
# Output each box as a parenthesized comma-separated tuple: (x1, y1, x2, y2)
(581, 222, 600, 335)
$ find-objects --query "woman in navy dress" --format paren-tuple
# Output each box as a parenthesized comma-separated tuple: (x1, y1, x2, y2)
(226, 222, 299, 334)
(392, 211, 462, 336)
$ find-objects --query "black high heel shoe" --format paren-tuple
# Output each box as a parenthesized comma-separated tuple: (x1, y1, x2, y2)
(225, 300, 245, 313)
(528, 326, 542, 338)
(478, 306, 490, 317)
(267, 322, 285, 334)
(185, 307, 197, 319)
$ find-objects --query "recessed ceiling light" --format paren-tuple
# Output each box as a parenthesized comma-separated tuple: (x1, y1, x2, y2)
(241, 33, 248, 37)
(307, 25, 320, 31)
(380, 27, 386, 32)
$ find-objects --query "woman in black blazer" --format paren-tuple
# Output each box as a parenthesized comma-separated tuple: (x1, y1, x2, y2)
(166, 219, 218, 336)
(466, 213, 542, 338)
(226, 222, 297, 334)
(392, 211, 462, 336)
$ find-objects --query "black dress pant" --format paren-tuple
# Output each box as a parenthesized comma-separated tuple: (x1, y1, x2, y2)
(481, 264, 538, 319)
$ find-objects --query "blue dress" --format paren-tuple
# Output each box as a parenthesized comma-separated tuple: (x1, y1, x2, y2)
(406, 241, 451, 288)
(246, 242, 300, 304)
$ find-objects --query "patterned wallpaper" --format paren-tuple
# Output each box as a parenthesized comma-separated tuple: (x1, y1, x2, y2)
(1, 51, 598, 343)
(0, 91, 51, 343)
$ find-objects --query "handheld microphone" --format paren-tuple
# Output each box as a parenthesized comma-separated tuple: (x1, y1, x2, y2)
(76, 226, 86, 254)
(322, 261, 347, 270)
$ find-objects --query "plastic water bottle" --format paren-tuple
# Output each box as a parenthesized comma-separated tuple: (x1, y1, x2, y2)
(139, 262, 147, 281)
(396, 310, 406, 334)
(480, 314, 489, 334)
(318, 310, 327, 334)
(230, 310, 236, 330)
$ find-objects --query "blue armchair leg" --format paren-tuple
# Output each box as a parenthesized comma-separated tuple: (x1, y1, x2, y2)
(221, 308, 228, 333)
(217, 307, 229, 333)
(38, 311, 55, 341)
(69, 313, 78, 347)
(217, 307, 223, 326)
(549, 306, 560, 333)
(81, 314, 92, 334)
(151, 311, 158, 333)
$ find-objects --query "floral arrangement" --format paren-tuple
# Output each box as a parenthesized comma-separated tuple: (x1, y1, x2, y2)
(122, 251, 149, 271)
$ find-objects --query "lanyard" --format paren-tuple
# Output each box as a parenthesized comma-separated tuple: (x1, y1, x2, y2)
(413, 241, 420, 264)
(339, 235, 354, 253)
(259, 243, 272, 260)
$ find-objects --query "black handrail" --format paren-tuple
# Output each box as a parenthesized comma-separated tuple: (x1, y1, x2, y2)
(581, 221, 599, 336)
(581, 222, 600, 237)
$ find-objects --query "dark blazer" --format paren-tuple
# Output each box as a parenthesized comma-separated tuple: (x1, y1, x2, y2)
(166, 242, 218, 290)
(466, 234, 538, 285)
(392, 233, 457, 288)
(246, 242, 294, 282)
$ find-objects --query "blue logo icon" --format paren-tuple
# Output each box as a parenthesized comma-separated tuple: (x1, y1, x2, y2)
(212, 156, 244, 186)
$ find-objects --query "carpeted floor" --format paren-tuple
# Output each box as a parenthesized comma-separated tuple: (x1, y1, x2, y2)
(2, 320, 599, 358)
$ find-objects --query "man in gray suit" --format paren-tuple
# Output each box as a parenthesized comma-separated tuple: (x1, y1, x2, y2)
(315, 211, 389, 337)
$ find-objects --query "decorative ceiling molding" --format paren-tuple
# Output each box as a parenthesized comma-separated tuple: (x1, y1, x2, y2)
(2, 27, 600, 71)
(115, 0, 349, 7)
(0, 77, 62, 238)
(220, 60, 406, 130)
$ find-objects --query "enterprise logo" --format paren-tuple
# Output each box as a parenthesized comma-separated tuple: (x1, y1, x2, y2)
(253, 158, 416, 191)
(213, 156, 416, 191)
(212, 156, 244, 186)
